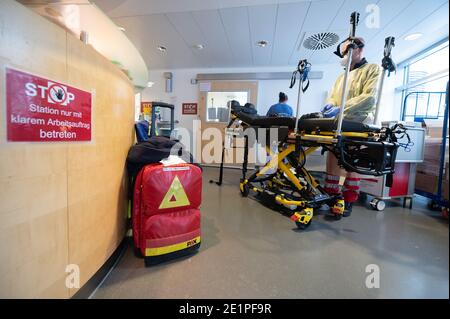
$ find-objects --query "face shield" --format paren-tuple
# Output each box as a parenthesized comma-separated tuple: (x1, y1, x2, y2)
(333, 38, 365, 58)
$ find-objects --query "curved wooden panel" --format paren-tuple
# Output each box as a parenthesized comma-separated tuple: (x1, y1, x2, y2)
(0, 1, 134, 298)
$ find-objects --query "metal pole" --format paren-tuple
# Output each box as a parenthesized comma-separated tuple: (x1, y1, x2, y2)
(374, 68, 386, 125)
(210, 117, 235, 186)
(436, 81, 449, 202)
(335, 46, 354, 136)
(374, 36, 396, 125)
(294, 76, 304, 134)
(335, 11, 359, 137)
(293, 59, 309, 134)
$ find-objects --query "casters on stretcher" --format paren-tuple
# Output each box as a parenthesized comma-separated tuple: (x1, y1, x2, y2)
(291, 207, 314, 229)
(239, 179, 250, 197)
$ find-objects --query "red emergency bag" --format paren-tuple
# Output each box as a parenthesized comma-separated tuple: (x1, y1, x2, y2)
(132, 163, 202, 266)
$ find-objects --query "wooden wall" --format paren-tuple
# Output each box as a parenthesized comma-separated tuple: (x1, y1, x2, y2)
(0, 1, 135, 298)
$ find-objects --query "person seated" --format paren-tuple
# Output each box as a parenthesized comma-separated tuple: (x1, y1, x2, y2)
(267, 92, 293, 117)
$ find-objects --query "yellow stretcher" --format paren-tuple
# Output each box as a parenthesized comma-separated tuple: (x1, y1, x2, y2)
(211, 11, 406, 229)
(229, 110, 407, 229)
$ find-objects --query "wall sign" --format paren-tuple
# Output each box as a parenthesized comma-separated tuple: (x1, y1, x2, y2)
(141, 102, 152, 116)
(6, 68, 92, 142)
(182, 103, 198, 115)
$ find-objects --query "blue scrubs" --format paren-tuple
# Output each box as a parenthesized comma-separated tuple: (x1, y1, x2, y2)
(266, 103, 293, 117)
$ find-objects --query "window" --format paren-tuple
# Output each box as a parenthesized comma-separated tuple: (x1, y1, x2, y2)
(401, 41, 449, 122)
(206, 91, 248, 123)
(134, 92, 141, 121)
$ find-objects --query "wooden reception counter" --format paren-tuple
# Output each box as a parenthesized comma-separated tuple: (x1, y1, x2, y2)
(0, 1, 135, 298)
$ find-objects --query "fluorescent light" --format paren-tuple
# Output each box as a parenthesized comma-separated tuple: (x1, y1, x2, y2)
(193, 44, 205, 50)
(117, 26, 126, 32)
(404, 33, 423, 41)
(147, 81, 155, 88)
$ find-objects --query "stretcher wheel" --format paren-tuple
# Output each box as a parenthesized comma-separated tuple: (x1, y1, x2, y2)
(240, 180, 249, 197)
(370, 198, 385, 211)
(293, 208, 313, 229)
(295, 219, 312, 229)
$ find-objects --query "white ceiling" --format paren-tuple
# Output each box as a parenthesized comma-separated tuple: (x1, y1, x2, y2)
(92, 0, 450, 69)
(18, 0, 149, 87)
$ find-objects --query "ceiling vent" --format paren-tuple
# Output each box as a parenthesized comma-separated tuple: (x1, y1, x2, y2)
(303, 32, 340, 51)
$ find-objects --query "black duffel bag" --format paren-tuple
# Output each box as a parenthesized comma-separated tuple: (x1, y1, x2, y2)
(126, 136, 194, 181)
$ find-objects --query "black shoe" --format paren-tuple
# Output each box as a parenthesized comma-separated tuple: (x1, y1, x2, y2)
(343, 202, 353, 217)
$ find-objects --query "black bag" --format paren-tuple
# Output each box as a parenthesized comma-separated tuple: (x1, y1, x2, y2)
(231, 101, 257, 116)
(126, 136, 194, 181)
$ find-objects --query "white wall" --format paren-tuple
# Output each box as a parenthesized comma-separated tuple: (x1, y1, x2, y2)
(377, 67, 406, 123)
(141, 64, 341, 134)
(141, 63, 402, 135)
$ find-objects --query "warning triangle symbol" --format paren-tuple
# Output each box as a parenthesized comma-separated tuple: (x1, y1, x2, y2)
(159, 175, 190, 209)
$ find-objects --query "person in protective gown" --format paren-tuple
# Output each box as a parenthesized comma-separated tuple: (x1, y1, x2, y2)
(321, 37, 381, 216)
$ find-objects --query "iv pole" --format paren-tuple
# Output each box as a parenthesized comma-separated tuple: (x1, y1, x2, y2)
(374, 36, 396, 125)
(335, 11, 360, 137)
(292, 59, 310, 134)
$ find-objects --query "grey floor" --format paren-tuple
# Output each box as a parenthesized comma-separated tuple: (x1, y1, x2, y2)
(92, 167, 449, 299)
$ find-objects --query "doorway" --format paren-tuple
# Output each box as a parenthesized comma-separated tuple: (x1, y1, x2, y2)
(197, 81, 258, 166)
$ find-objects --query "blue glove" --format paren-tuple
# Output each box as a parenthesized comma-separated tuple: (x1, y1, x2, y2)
(321, 104, 334, 113)
(323, 106, 340, 118)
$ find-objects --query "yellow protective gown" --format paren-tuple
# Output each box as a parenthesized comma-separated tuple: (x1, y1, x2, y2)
(326, 62, 381, 123)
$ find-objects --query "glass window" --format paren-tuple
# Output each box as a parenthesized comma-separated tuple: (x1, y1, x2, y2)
(403, 76, 448, 122)
(134, 93, 141, 121)
(407, 45, 449, 83)
(206, 91, 248, 123)
(401, 41, 449, 121)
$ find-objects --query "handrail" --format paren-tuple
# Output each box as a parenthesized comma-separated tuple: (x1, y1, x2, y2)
(407, 84, 449, 207)
(401, 91, 446, 121)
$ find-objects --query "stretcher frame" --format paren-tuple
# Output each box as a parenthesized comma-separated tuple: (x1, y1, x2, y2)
(236, 118, 400, 228)
(211, 11, 405, 229)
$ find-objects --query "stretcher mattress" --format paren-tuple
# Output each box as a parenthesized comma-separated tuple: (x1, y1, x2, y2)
(236, 112, 381, 133)
(297, 118, 381, 133)
(237, 112, 296, 129)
